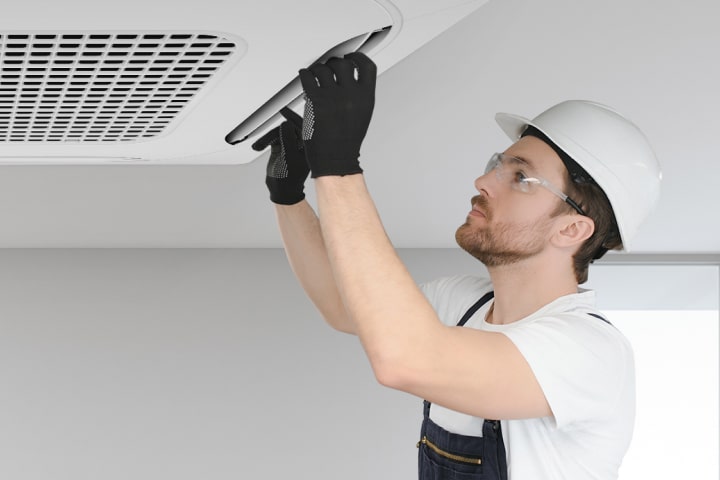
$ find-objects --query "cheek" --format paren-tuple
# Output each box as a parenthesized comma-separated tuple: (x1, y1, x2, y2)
(492, 198, 556, 231)
(499, 197, 539, 220)
(518, 194, 558, 217)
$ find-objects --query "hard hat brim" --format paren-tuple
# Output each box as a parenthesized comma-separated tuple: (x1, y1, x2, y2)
(495, 112, 532, 141)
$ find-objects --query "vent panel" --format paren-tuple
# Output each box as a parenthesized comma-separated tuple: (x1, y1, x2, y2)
(225, 26, 391, 145)
(0, 32, 238, 142)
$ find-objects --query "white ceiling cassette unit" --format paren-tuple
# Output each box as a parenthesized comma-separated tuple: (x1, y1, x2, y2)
(0, 0, 489, 165)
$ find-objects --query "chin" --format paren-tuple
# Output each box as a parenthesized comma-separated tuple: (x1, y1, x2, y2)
(455, 223, 479, 253)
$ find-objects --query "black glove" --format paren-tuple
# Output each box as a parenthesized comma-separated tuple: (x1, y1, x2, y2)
(252, 107, 310, 205)
(298, 52, 377, 178)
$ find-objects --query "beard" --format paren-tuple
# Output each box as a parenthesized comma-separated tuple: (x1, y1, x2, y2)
(456, 195, 552, 267)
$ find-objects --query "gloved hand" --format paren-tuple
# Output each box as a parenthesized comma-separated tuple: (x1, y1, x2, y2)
(252, 107, 310, 205)
(298, 52, 377, 178)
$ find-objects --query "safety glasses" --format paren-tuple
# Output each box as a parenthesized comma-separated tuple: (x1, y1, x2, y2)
(485, 153, 587, 216)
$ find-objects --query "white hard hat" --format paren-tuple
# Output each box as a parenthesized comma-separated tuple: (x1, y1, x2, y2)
(495, 100, 662, 251)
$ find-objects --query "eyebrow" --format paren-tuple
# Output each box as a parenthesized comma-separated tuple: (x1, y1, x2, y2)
(507, 153, 536, 170)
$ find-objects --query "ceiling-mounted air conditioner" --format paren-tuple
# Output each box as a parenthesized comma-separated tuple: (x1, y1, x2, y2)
(0, 0, 489, 165)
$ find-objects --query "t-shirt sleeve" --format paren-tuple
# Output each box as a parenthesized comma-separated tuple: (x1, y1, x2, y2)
(501, 315, 634, 429)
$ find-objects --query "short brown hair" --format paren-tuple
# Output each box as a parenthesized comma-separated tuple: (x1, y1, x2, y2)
(561, 176, 622, 284)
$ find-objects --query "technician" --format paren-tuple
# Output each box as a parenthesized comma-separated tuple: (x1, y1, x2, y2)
(251, 52, 661, 480)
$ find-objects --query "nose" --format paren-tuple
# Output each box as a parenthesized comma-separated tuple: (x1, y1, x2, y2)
(474, 169, 495, 195)
(474, 175, 484, 192)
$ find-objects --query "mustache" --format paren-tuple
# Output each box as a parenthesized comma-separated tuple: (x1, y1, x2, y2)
(471, 195, 490, 219)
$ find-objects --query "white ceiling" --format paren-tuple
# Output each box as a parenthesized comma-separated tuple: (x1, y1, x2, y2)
(0, 0, 718, 252)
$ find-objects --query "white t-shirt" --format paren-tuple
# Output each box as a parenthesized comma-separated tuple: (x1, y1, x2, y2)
(420, 275, 635, 480)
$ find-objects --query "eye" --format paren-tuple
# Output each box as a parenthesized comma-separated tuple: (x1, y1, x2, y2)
(514, 171, 542, 193)
(513, 170, 529, 184)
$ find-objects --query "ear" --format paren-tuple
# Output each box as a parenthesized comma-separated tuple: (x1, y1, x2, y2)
(552, 215, 595, 249)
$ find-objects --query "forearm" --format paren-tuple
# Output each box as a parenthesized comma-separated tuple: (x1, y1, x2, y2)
(315, 175, 442, 380)
(289, 52, 440, 377)
(275, 200, 355, 333)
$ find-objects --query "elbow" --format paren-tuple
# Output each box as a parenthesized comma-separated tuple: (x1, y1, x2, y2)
(369, 352, 416, 391)
(372, 359, 396, 388)
(322, 313, 357, 335)
(365, 328, 440, 392)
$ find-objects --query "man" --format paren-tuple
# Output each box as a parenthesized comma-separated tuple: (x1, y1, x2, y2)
(251, 53, 661, 479)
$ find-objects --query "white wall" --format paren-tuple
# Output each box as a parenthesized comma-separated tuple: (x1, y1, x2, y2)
(0, 249, 717, 479)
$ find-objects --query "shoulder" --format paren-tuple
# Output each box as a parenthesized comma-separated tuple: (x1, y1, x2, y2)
(504, 304, 634, 375)
(502, 307, 634, 427)
(513, 303, 632, 359)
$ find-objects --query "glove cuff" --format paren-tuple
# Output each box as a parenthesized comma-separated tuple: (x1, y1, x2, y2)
(266, 178, 306, 205)
(269, 191, 306, 205)
(309, 165, 363, 178)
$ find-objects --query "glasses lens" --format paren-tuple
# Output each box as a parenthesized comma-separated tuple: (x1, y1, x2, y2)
(485, 154, 500, 175)
(498, 154, 534, 193)
(486, 153, 585, 215)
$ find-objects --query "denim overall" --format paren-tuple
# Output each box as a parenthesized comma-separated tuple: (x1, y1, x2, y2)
(417, 291, 611, 480)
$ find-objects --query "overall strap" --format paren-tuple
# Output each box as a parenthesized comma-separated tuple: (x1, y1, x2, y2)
(588, 312, 611, 325)
(456, 291, 495, 327)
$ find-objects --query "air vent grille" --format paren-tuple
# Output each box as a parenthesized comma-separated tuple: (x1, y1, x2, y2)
(0, 32, 238, 142)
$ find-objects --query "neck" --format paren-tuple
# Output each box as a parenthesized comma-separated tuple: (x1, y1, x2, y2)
(485, 254, 579, 325)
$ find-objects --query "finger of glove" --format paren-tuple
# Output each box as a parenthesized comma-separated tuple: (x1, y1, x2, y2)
(326, 57, 356, 86)
(279, 122, 309, 177)
(279, 121, 304, 154)
(308, 63, 337, 88)
(280, 107, 303, 130)
(266, 144, 287, 178)
(344, 52, 377, 88)
(298, 68, 320, 96)
(251, 126, 280, 151)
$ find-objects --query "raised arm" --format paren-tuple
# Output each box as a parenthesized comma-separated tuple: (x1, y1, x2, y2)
(252, 108, 354, 333)
(275, 201, 355, 333)
(296, 53, 552, 421)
